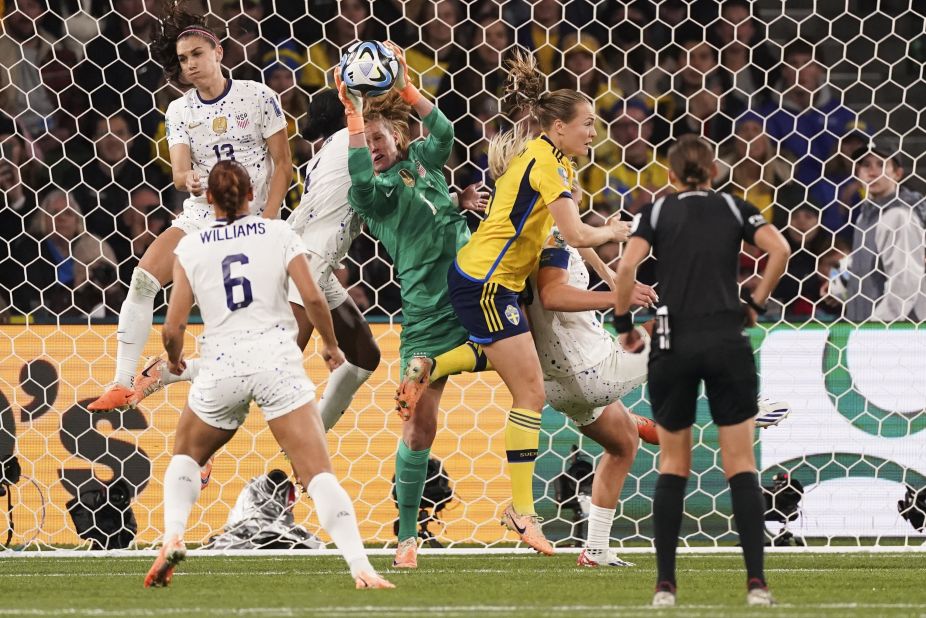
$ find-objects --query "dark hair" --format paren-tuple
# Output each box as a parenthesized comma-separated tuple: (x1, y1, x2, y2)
(783, 41, 814, 63)
(151, 0, 222, 86)
(302, 89, 345, 141)
(208, 160, 252, 223)
(667, 134, 714, 188)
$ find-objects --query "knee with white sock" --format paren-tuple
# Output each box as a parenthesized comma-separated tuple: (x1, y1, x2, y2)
(114, 268, 161, 386)
(307, 471, 372, 577)
(162, 454, 202, 542)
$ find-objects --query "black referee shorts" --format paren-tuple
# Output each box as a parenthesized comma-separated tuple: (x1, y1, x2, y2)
(647, 331, 758, 431)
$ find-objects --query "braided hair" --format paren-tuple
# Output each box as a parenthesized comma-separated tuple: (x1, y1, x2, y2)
(207, 160, 252, 223)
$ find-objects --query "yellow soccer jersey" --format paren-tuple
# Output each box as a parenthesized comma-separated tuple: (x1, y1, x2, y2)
(456, 134, 576, 291)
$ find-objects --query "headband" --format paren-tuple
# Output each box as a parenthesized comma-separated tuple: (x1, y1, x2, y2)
(178, 26, 220, 47)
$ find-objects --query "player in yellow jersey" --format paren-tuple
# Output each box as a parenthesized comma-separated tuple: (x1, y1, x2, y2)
(448, 51, 631, 554)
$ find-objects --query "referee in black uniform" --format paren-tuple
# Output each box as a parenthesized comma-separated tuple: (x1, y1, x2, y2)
(613, 135, 790, 607)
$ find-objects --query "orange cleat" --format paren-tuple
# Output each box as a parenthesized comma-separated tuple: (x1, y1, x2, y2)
(354, 571, 395, 589)
(200, 457, 214, 489)
(632, 413, 659, 445)
(88, 384, 135, 412)
(395, 356, 433, 421)
(500, 504, 554, 556)
(143, 536, 186, 588)
(392, 537, 418, 568)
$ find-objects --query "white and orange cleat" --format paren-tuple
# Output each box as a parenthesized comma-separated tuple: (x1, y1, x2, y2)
(88, 383, 135, 412)
(200, 457, 215, 490)
(392, 537, 418, 569)
(143, 536, 186, 588)
(354, 571, 395, 589)
(631, 413, 659, 445)
(395, 356, 433, 421)
(577, 548, 635, 568)
(500, 504, 554, 556)
(131, 356, 167, 408)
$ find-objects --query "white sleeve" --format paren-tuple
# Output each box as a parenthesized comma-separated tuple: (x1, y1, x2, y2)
(165, 99, 190, 148)
(259, 86, 288, 140)
(872, 208, 925, 321)
(280, 224, 309, 266)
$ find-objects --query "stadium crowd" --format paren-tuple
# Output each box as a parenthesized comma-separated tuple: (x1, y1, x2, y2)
(0, 0, 923, 322)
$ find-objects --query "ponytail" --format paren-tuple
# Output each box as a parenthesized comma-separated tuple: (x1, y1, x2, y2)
(207, 160, 252, 223)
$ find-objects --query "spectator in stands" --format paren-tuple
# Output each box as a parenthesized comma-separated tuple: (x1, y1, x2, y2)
(0, 118, 38, 315)
(583, 98, 668, 217)
(710, 0, 779, 109)
(759, 41, 856, 189)
(299, 0, 378, 92)
(814, 121, 868, 239)
(772, 204, 833, 319)
(715, 111, 801, 228)
(110, 186, 171, 288)
(553, 32, 620, 111)
(842, 144, 926, 322)
(406, 0, 464, 99)
(15, 191, 120, 316)
(516, 0, 571, 75)
(223, 0, 272, 83)
(74, 0, 160, 134)
(0, 0, 72, 137)
(75, 113, 148, 241)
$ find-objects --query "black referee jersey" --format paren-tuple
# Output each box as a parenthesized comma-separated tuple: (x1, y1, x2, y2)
(631, 189, 768, 332)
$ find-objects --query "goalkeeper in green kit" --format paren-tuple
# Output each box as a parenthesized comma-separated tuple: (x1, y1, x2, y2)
(334, 43, 492, 568)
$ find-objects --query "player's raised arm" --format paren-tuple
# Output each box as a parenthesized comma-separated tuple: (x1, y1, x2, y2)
(260, 127, 292, 220)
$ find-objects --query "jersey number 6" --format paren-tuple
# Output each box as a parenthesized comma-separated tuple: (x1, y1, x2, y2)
(222, 253, 253, 311)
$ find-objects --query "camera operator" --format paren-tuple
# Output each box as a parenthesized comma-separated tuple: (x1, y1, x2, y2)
(613, 134, 790, 607)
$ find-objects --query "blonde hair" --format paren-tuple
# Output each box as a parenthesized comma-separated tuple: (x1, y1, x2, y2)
(363, 91, 412, 153)
(488, 49, 590, 179)
(30, 190, 85, 238)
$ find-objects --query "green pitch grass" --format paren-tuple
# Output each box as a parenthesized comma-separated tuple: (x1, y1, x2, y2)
(1, 552, 924, 617)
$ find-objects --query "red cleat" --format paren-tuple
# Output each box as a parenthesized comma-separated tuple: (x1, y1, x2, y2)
(632, 413, 659, 445)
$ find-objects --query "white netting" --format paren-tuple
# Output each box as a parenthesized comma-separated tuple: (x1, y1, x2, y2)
(0, 0, 925, 551)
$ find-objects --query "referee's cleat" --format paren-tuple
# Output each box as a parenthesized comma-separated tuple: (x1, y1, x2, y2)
(631, 413, 659, 445)
(143, 536, 186, 588)
(392, 537, 418, 568)
(88, 383, 135, 412)
(652, 581, 677, 607)
(354, 570, 395, 589)
(577, 548, 635, 567)
(500, 504, 554, 555)
(746, 578, 775, 606)
(132, 356, 167, 407)
(756, 397, 792, 429)
(395, 356, 433, 421)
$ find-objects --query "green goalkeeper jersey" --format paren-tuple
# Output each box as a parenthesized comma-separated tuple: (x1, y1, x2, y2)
(347, 107, 470, 320)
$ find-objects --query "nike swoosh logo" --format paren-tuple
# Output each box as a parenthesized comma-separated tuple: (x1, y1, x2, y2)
(510, 518, 527, 535)
(383, 185, 396, 197)
(188, 122, 202, 129)
(141, 360, 159, 378)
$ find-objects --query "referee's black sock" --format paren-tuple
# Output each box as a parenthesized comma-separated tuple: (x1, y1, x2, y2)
(653, 473, 688, 588)
(729, 471, 767, 587)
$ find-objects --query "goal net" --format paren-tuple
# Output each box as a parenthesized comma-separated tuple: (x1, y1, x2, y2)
(0, 0, 924, 551)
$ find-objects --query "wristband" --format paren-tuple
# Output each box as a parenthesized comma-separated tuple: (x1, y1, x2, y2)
(399, 83, 422, 106)
(740, 288, 767, 315)
(346, 114, 365, 136)
(613, 311, 634, 334)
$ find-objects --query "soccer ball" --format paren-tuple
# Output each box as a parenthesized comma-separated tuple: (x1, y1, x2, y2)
(339, 41, 399, 97)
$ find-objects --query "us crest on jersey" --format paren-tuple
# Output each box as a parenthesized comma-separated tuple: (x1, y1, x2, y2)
(213, 116, 228, 134)
(236, 112, 249, 129)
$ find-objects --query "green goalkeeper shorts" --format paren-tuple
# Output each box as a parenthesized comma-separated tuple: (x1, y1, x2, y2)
(399, 306, 469, 376)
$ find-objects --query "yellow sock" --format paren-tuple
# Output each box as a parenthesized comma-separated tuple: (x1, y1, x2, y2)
(505, 407, 542, 515)
(431, 341, 492, 381)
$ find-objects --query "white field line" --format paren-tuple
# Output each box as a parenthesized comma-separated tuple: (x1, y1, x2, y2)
(1, 603, 926, 616)
(2, 545, 924, 558)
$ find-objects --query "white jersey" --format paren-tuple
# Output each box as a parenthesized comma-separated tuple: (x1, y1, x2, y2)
(286, 128, 361, 267)
(174, 215, 307, 379)
(526, 238, 613, 379)
(165, 79, 287, 216)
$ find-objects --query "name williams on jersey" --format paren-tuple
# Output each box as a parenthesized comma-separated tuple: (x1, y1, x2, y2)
(199, 221, 267, 244)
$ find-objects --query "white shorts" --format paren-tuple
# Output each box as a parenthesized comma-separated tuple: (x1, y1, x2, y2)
(544, 329, 650, 427)
(188, 368, 316, 431)
(171, 196, 214, 234)
(287, 251, 349, 310)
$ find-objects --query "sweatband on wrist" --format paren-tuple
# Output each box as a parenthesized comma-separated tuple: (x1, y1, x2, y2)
(613, 312, 634, 334)
(346, 114, 365, 135)
(399, 83, 422, 106)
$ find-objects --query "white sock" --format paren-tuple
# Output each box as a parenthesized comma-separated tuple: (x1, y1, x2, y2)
(319, 361, 373, 432)
(162, 358, 200, 385)
(585, 504, 616, 556)
(162, 454, 202, 542)
(306, 471, 373, 577)
(114, 268, 160, 387)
